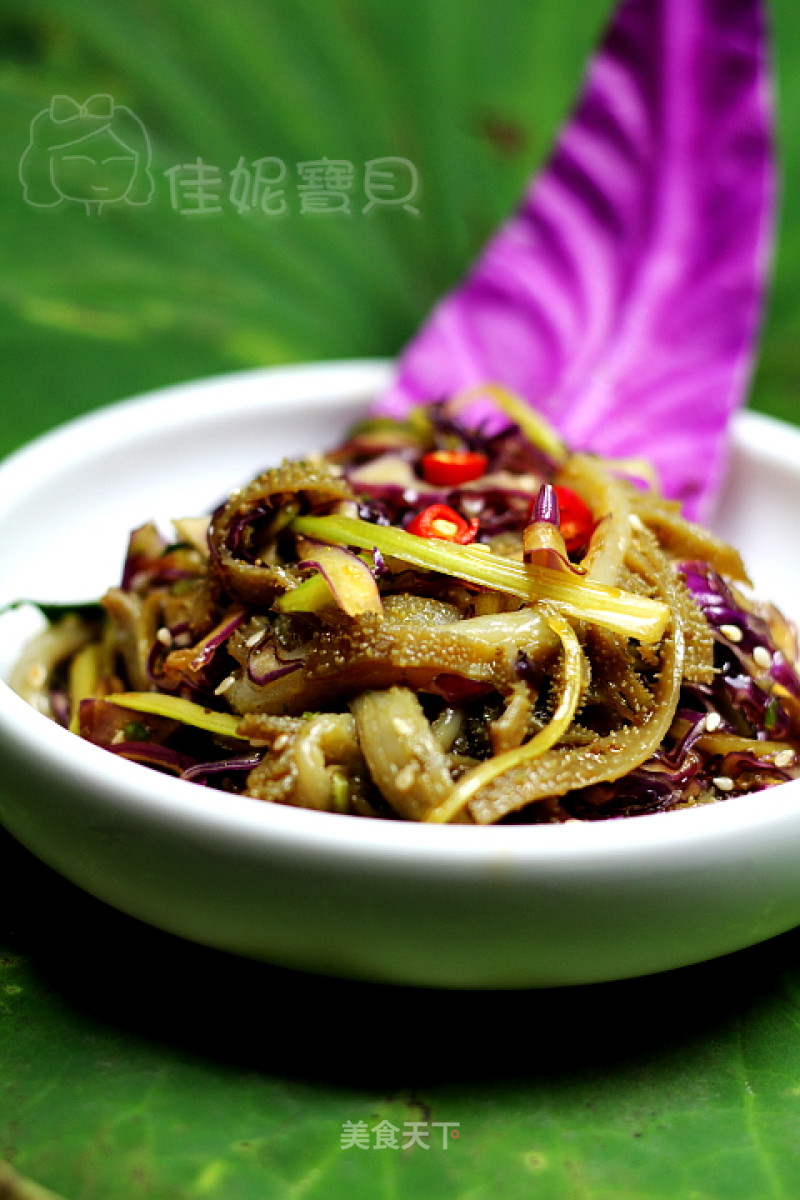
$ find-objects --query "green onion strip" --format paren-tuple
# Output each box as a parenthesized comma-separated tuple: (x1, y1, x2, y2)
(107, 693, 248, 739)
(453, 383, 568, 465)
(289, 514, 669, 644)
(424, 612, 583, 824)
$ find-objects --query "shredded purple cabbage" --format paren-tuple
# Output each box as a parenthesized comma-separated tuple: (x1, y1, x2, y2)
(106, 741, 196, 776)
(181, 753, 264, 784)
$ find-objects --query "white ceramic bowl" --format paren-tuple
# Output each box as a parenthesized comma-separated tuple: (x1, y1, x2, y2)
(2, 360, 800, 989)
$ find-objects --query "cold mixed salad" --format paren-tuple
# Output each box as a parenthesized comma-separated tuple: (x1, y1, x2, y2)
(10, 0, 782, 823)
(12, 388, 800, 824)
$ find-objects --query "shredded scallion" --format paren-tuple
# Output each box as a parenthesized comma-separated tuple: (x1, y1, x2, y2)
(290, 514, 669, 643)
(108, 693, 248, 740)
(424, 612, 583, 823)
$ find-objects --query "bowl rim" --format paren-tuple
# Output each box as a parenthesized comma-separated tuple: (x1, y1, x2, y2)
(3, 358, 800, 872)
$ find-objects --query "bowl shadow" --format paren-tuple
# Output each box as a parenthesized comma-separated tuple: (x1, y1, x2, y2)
(2, 824, 797, 1091)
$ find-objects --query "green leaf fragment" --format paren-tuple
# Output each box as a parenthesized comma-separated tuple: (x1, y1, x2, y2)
(122, 721, 151, 741)
(0, 599, 104, 624)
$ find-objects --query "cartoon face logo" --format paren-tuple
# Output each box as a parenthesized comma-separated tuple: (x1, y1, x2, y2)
(19, 94, 154, 214)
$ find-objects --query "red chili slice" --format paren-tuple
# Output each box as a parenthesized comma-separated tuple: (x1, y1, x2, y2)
(406, 504, 480, 544)
(421, 450, 488, 486)
(553, 486, 595, 553)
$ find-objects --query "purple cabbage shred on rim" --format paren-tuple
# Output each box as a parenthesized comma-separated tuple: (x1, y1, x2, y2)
(106, 741, 196, 776)
(181, 753, 265, 784)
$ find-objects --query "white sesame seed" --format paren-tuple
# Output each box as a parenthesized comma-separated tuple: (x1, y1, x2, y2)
(719, 624, 742, 643)
(26, 663, 47, 688)
(272, 734, 289, 753)
(394, 763, 418, 792)
(628, 513, 645, 532)
(214, 674, 236, 696)
(704, 712, 722, 732)
(774, 749, 795, 768)
(245, 630, 264, 648)
(753, 646, 772, 670)
(713, 775, 735, 792)
(391, 717, 415, 737)
(111, 730, 126, 745)
(156, 627, 173, 646)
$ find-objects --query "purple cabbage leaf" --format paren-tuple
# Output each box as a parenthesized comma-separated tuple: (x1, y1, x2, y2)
(375, 0, 775, 519)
